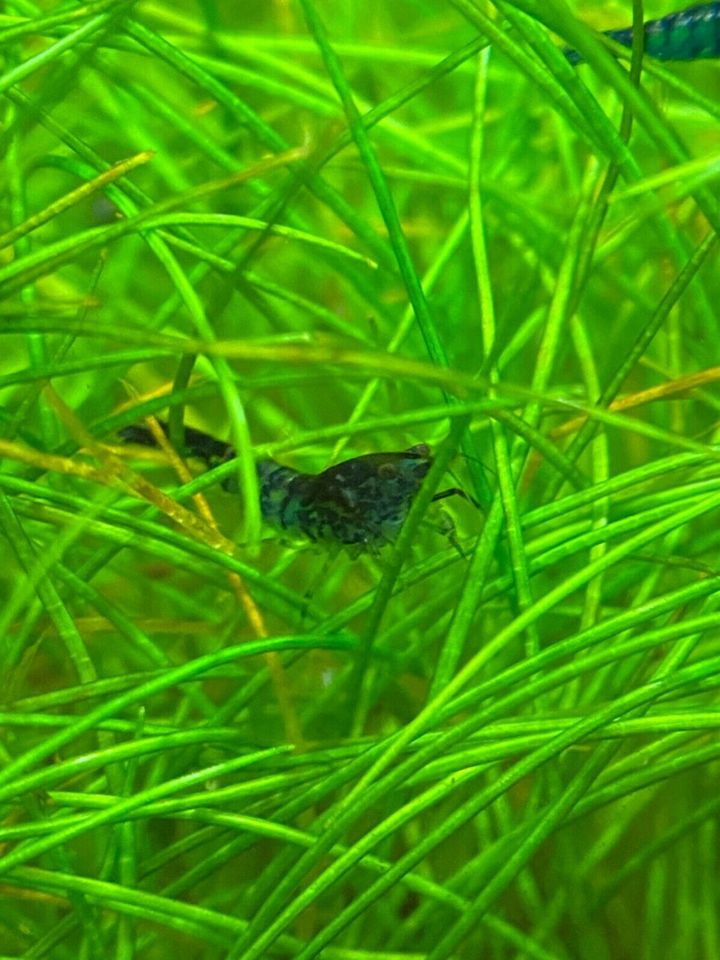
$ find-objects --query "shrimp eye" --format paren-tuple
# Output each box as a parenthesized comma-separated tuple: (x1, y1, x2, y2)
(378, 462, 399, 479)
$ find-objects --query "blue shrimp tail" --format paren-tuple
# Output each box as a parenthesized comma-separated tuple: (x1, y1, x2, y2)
(566, 2, 720, 63)
(118, 421, 233, 467)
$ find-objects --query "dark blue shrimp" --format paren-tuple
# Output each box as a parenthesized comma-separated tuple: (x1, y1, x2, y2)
(119, 422, 469, 551)
(258, 446, 433, 548)
(565, 2, 720, 64)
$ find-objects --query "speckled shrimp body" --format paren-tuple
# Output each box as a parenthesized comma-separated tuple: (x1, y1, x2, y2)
(267, 446, 432, 548)
(119, 424, 446, 550)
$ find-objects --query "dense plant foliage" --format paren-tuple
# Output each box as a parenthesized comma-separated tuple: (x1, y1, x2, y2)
(1, 1, 719, 957)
